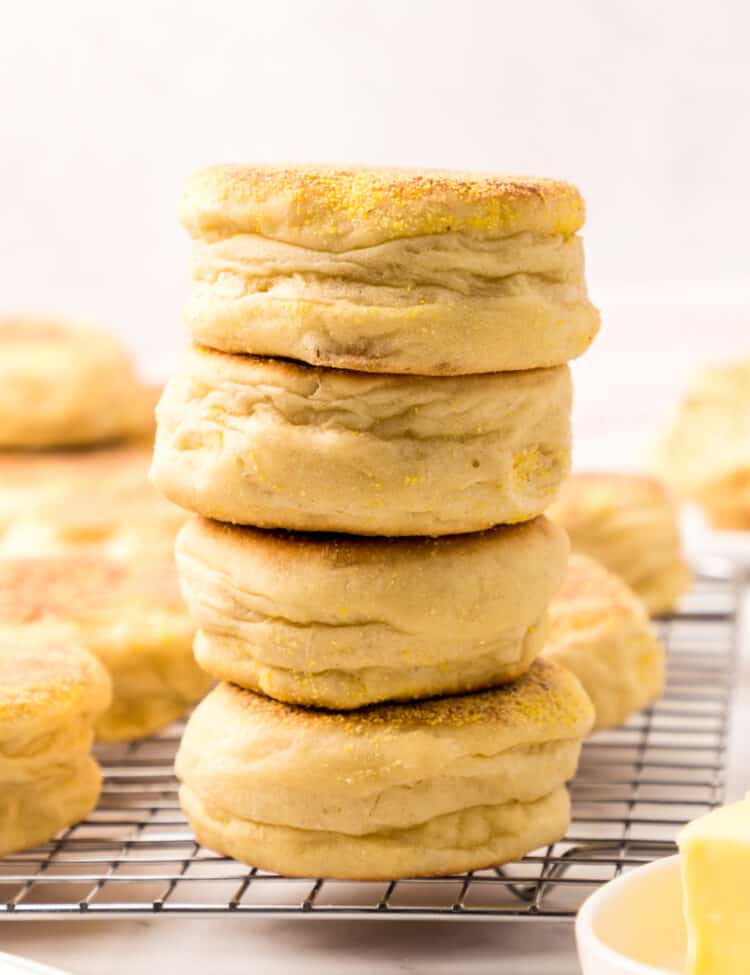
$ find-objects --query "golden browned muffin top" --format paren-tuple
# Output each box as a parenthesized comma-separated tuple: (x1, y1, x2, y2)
(181, 163, 586, 249)
(0, 623, 110, 727)
(0, 555, 184, 623)
(221, 657, 592, 736)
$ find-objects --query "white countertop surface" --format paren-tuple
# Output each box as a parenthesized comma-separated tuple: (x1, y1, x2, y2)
(0, 915, 582, 974)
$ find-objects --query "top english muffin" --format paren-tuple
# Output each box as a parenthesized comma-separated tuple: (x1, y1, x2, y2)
(180, 164, 599, 375)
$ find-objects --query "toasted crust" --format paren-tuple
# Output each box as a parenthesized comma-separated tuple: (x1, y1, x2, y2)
(180, 510, 566, 577)
(215, 658, 593, 737)
(181, 163, 586, 249)
(0, 623, 111, 735)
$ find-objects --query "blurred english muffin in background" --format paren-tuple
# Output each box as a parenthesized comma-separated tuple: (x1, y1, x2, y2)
(176, 659, 594, 879)
(543, 554, 665, 730)
(548, 471, 691, 615)
(151, 344, 573, 535)
(655, 358, 750, 530)
(0, 444, 184, 558)
(0, 317, 149, 448)
(175, 514, 569, 709)
(180, 164, 600, 376)
(0, 622, 111, 855)
(0, 555, 211, 742)
(0, 447, 185, 560)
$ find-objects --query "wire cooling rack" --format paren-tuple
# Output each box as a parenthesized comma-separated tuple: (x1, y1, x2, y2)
(0, 564, 742, 922)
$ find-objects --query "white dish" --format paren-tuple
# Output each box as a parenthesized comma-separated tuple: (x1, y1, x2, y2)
(0, 952, 71, 975)
(576, 855, 687, 974)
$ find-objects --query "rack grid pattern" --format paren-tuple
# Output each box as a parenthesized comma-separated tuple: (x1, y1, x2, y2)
(0, 566, 741, 922)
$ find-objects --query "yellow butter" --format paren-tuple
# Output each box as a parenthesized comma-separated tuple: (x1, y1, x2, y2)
(678, 797, 750, 975)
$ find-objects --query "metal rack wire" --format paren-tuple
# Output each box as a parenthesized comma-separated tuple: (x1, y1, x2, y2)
(0, 565, 741, 921)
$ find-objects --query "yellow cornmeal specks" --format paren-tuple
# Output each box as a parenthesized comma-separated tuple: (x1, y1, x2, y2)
(226, 658, 591, 734)
(163, 162, 603, 881)
(0, 636, 102, 726)
(512, 446, 543, 484)
(181, 164, 586, 248)
(0, 672, 79, 721)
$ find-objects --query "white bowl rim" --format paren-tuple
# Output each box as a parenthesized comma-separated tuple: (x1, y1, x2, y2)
(575, 854, 682, 975)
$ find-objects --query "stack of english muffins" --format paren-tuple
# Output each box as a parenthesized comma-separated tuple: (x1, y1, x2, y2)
(152, 164, 601, 879)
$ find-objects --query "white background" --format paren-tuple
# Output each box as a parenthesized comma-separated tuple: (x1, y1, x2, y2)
(1, 0, 749, 441)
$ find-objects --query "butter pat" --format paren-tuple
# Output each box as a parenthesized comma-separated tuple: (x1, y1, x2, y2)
(678, 797, 750, 975)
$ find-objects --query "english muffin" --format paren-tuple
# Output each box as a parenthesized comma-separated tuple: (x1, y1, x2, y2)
(180, 164, 599, 375)
(655, 358, 750, 530)
(543, 554, 665, 729)
(0, 445, 184, 559)
(176, 514, 569, 708)
(152, 344, 573, 535)
(0, 622, 111, 855)
(549, 472, 691, 615)
(0, 317, 142, 448)
(177, 659, 594, 879)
